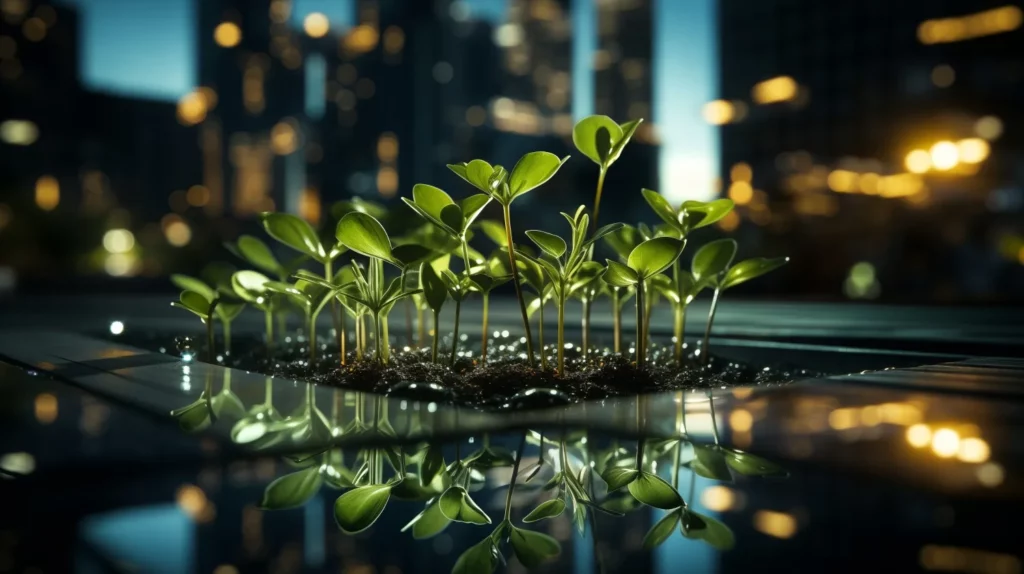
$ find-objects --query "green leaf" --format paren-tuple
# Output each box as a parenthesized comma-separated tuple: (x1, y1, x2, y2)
(627, 237, 684, 279)
(216, 301, 246, 322)
(682, 510, 735, 550)
(413, 183, 455, 219)
(508, 152, 568, 199)
(259, 466, 323, 510)
(611, 118, 643, 162)
(510, 527, 561, 568)
(420, 444, 445, 487)
(420, 262, 448, 313)
(602, 260, 638, 288)
(260, 212, 325, 261)
(573, 115, 623, 166)
(170, 274, 217, 302)
(643, 509, 681, 550)
(392, 244, 435, 268)
(603, 225, 641, 260)
(333, 484, 392, 533)
(692, 239, 738, 284)
(459, 194, 492, 228)
(231, 270, 271, 304)
(684, 199, 736, 230)
(724, 449, 788, 477)
(176, 290, 214, 317)
(477, 220, 508, 248)
(721, 257, 789, 290)
(692, 445, 733, 481)
(438, 486, 491, 524)
(237, 235, 283, 275)
(601, 467, 639, 491)
(448, 159, 499, 196)
(586, 223, 626, 248)
(452, 537, 500, 574)
(392, 473, 444, 501)
(526, 230, 567, 259)
(336, 212, 396, 265)
(523, 498, 566, 523)
(440, 204, 465, 233)
(402, 499, 452, 539)
(641, 189, 679, 227)
(170, 397, 211, 432)
(626, 471, 682, 509)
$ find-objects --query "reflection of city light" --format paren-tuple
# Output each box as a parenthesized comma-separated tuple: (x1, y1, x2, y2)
(268, 0, 290, 23)
(956, 138, 989, 164)
(303, 13, 329, 38)
(298, 188, 321, 225)
(0, 452, 35, 475)
(907, 423, 931, 447)
(494, 23, 523, 47)
(702, 100, 734, 125)
(109, 321, 124, 335)
(465, 106, 486, 127)
(728, 182, 753, 205)
(102, 229, 135, 254)
(974, 116, 1003, 140)
(187, 185, 210, 207)
(0, 119, 38, 145)
(828, 408, 858, 430)
(35, 393, 57, 424)
(377, 133, 398, 162)
(377, 167, 398, 197)
(701, 486, 736, 512)
(929, 141, 959, 171)
(976, 462, 1004, 487)
(827, 170, 858, 192)
(177, 91, 207, 126)
(270, 120, 298, 155)
(383, 26, 404, 55)
(344, 24, 378, 53)
(213, 22, 241, 47)
(730, 162, 752, 182)
(104, 253, 136, 277)
(752, 76, 798, 104)
(177, 484, 210, 520)
(753, 510, 797, 539)
(931, 428, 960, 458)
(163, 216, 192, 247)
(905, 150, 931, 173)
(717, 210, 740, 232)
(35, 175, 59, 211)
(957, 437, 990, 463)
(918, 6, 1022, 45)
(729, 409, 753, 432)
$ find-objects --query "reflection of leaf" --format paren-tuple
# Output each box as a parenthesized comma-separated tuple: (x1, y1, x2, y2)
(464, 445, 515, 469)
(420, 444, 445, 487)
(643, 510, 681, 550)
(392, 473, 447, 501)
(725, 449, 788, 477)
(692, 445, 733, 481)
(627, 472, 682, 509)
(452, 537, 500, 574)
(439, 486, 491, 525)
(523, 498, 566, 523)
(509, 526, 561, 568)
(169, 396, 212, 433)
(333, 484, 392, 533)
(682, 509, 735, 550)
(601, 467, 639, 491)
(402, 498, 451, 539)
(260, 466, 323, 510)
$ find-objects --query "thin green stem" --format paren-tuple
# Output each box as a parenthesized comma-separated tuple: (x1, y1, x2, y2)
(672, 261, 683, 365)
(504, 432, 528, 522)
(373, 313, 383, 364)
(222, 319, 232, 357)
(450, 299, 462, 366)
(635, 280, 646, 368)
(556, 293, 565, 377)
(417, 304, 425, 348)
(432, 310, 440, 363)
(264, 308, 274, 349)
(701, 287, 721, 366)
(481, 293, 490, 365)
(582, 298, 591, 363)
(339, 308, 347, 365)
(307, 313, 316, 362)
(672, 439, 682, 489)
(590, 167, 608, 235)
(264, 377, 273, 405)
(635, 437, 645, 470)
(380, 316, 391, 364)
(460, 237, 473, 278)
(612, 288, 622, 354)
(538, 295, 546, 370)
(502, 203, 535, 366)
(205, 317, 215, 363)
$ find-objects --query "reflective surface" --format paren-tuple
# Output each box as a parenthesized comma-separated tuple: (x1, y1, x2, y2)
(2, 330, 1023, 573)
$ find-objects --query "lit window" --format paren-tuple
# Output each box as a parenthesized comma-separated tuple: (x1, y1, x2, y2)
(213, 22, 241, 48)
(177, 91, 207, 125)
(270, 120, 299, 155)
(303, 13, 330, 38)
(702, 100, 735, 125)
(752, 76, 798, 104)
(35, 175, 59, 211)
(0, 119, 37, 145)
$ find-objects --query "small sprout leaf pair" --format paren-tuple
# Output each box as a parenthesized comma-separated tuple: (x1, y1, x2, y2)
(721, 257, 790, 290)
(643, 508, 735, 551)
(642, 189, 735, 235)
(438, 486, 491, 524)
(691, 445, 733, 481)
(402, 498, 452, 539)
(509, 526, 561, 568)
(452, 537, 501, 574)
(259, 465, 323, 510)
(170, 274, 217, 303)
(260, 212, 328, 261)
(573, 115, 642, 169)
(603, 237, 685, 286)
(448, 152, 567, 205)
(333, 483, 392, 533)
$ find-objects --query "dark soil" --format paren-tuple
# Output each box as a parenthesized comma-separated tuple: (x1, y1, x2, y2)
(101, 329, 821, 409)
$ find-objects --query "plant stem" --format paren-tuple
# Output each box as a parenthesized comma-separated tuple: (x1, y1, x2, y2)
(339, 309, 347, 365)
(417, 305, 425, 348)
(308, 313, 316, 362)
(222, 319, 232, 357)
(205, 318, 215, 363)
(590, 167, 608, 235)
(502, 203, 535, 366)
(581, 298, 591, 363)
(373, 313, 383, 364)
(556, 293, 565, 377)
(355, 313, 363, 360)
(644, 286, 653, 354)
(402, 268, 413, 346)
(612, 288, 621, 354)
(264, 377, 274, 405)
(450, 299, 462, 366)
(635, 280, 646, 368)
(264, 309, 274, 349)
(381, 316, 391, 364)
(432, 310, 440, 363)
(504, 432, 527, 522)
(538, 296, 546, 370)
(276, 312, 286, 345)
(635, 437, 645, 470)
(481, 292, 489, 365)
(674, 304, 685, 367)
(672, 439, 682, 489)
(460, 237, 473, 277)
(701, 287, 721, 366)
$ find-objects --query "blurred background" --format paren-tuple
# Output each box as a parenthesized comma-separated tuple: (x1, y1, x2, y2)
(0, 0, 1022, 302)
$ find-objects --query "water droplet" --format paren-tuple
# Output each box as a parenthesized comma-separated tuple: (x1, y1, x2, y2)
(386, 381, 455, 402)
(504, 388, 571, 410)
(175, 336, 195, 358)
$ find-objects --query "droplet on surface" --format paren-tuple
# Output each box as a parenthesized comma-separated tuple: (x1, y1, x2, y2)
(386, 380, 455, 402)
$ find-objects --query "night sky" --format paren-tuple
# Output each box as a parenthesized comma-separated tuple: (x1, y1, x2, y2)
(56, 0, 717, 202)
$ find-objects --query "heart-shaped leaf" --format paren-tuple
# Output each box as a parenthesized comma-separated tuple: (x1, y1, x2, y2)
(721, 257, 789, 290)
(170, 274, 217, 303)
(420, 262, 448, 313)
(523, 498, 566, 523)
(724, 449, 788, 477)
(508, 152, 568, 200)
(438, 486, 491, 524)
(448, 159, 499, 196)
(526, 230, 567, 259)
(237, 235, 283, 275)
(642, 189, 679, 228)
(259, 466, 323, 510)
(627, 237, 684, 279)
(643, 509, 681, 550)
(627, 471, 682, 509)
(692, 445, 733, 481)
(413, 184, 455, 219)
(261, 212, 325, 261)
(510, 526, 561, 568)
(573, 115, 623, 166)
(336, 212, 396, 265)
(402, 499, 451, 539)
(452, 537, 500, 574)
(603, 225, 642, 260)
(692, 239, 737, 284)
(681, 509, 735, 550)
(601, 467, 639, 491)
(333, 483, 392, 533)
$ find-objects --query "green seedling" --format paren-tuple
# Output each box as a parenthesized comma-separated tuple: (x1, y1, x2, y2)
(469, 254, 511, 365)
(335, 212, 422, 364)
(449, 152, 569, 366)
(402, 184, 490, 275)
(438, 265, 480, 366)
(170, 271, 245, 357)
(573, 115, 642, 232)
(517, 252, 551, 370)
(602, 225, 643, 354)
(571, 260, 606, 362)
(419, 263, 448, 364)
(264, 279, 333, 362)
(519, 205, 622, 376)
(225, 234, 307, 281)
(603, 236, 685, 368)
(651, 268, 705, 366)
(692, 238, 788, 364)
(170, 288, 219, 361)
(232, 270, 278, 346)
